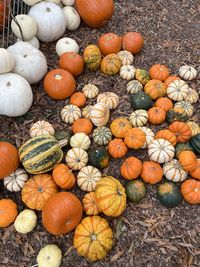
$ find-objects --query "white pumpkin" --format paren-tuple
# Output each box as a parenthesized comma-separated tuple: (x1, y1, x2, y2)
(70, 133, 91, 150)
(163, 159, 188, 182)
(11, 14, 37, 41)
(127, 80, 143, 94)
(63, 6, 80, 31)
(82, 105, 93, 119)
(44, 0, 61, 4)
(97, 92, 119, 110)
(30, 120, 55, 137)
(62, 0, 75, 5)
(178, 65, 197, 81)
(129, 109, 148, 127)
(77, 166, 102, 192)
(120, 65, 136, 81)
(65, 148, 88, 170)
(55, 37, 79, 57)
(14, 209, 37, 234)
(167, 79, 190, 101)
(60, 104, 81, 124)
(82, 84, 99, 99)
(28, 1, 67, 42)
(0, 73, 33, 117)
(17, 36, 40, 49)
(7, 41, 47, 85)
(4, 168, 29, 192)
(22, 0, 41, 6)
(0, 48, 15, 74)
(90, 103, 110, 127)
(117, 50, 134, 65)
(174, 101, 194, 117)
(185, 88, 199, 104)
(139, 126, 155, 149)
(37, 244, 62, 267)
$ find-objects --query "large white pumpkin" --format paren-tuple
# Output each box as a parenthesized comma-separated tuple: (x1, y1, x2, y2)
(0, 48, 15, 74)
(0, 73, 33, 117)
(55, 37, 79, 57)
(17, 36, 40, 49)
(63, 6, 80, 31)
(28, 1, 67, 42)
(7, 41, 47, 85)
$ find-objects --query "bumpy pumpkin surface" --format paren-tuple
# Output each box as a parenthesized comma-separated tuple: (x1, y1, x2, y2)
(100, 53, 122, 75)
(185, 88, 199, 104)
(126, 180, 146, 203)
(37, 244, 62, 267)
(92, 126, 112, 145)
(148, 107, 166, 125)
(181, 179, 200, 205)
(70, 92, 86, 107)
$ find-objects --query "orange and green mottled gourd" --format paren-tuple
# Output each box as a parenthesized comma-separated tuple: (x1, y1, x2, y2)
(100, 53, 122, 75)
(144, 79, 167, 100)
(83, 45, 101, 70)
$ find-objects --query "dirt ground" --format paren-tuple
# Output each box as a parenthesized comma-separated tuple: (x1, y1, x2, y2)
(0, 0, 200, 266)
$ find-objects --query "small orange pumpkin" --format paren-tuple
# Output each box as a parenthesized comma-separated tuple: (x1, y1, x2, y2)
(164, 75, 180, 87)
(108, 138, 128, 158)
(110, 117, 132, 138)
(141, 161, 163, 184)
(179, 151, 197, 172)
(144, 79, 167, 100)
(70, 92, 86, 107)
(0, 199, 18, 227)
(168, 121, 191, 142)
(120, 157, 143, 180)
(98, 32, 122, 55)
(59, 52, 84, 77)
(82, 192, 100, 215)
(155, 97, 173, 112)
(189, 159, 200, 180)
(148, 107, 166, 125)
(100, 53, 122, 75)
(181, 179, 200, 205)
(122, 32, 144, 54)
(52, 164, 75, 189)
(71, 118, 93, 135)
(124, 128, 146, 149)
(155, 129, 177, 146)
(149, 64, 170, 81)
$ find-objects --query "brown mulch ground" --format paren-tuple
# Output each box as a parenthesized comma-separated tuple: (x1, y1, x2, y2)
(1, 0, 200, 266)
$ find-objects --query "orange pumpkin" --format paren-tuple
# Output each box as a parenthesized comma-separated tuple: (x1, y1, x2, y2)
(59, 52, 84, 77)
(52, 164, 75, 189)
(179, 151, 197, 172)
(122, 32, 144, 54)
(144, 79, 167, 100)
(71, 118, 93, 135)
(0, 142, 19, 180)
(164, 75, 180, 87)
(168, 122, 191, 142)
(70, 92, 86, 107)
(100, 53, 122, 75)
(21, 174, 57, 210)
(140, 161, 163, 184)
(82, 192, 100, 215)
(149, 64, 170, 81)
(110, 117, 132, 138)
(120, 157, 143, 180)
(155, 129, 177, 146)
(0, 0, 8, 32)
(155, 97, 173, 112)
(148, 107, 166, 125)
(44, 69, 76, 100)
(98, 33, 122, 55)
(0, 199, 18, 227)
(108, 138, 128, 158)
(42, 192, 83, 235)
(189, 159, 200, 180)
(124, 128, 146, 149)
(181, 179, 200, 205)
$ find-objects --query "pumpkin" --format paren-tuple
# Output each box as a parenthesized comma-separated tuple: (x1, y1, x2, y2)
(120, 157, 143, 180)
(65, 148, 88, 171)
(14, 209, 37, 234)
(22, 174, 57, 210)
(164, 75, 180, 87)
(181, 179, 200, 205)
(0, 73, 33, 117)
(178, 65, 197, 81)
(44, 69, 76, 100)
(155, 97, 173, 112)
(37, 244, 62, 267)
(17, 36, 40, 49)
(97, 92, 119, 109)
(71, 118, 93, 135)
(139, 126, 155, 148)
(4, 168, 29, 192)
(126, 180, 146, 203)
(168, 121, 191, 142)
(76, 0, 114, 28)
(52, 163, 75, 189)
(129, 109, 148, 127)
(117, 50, 134, 65)
(0, 142, 19, 180)
(130, 91, 153, 110)
(141, 161, 163, 184)
(93, 126, 112, 145)
(190, 133, 200, 154)
(175, 142, 194, 159)
(148, 139, 175, 164)
(185, 88, 199, 104)
(157, 181, 182, 208)
(89, 147, 109, 169)
(126, 80, 143, 94)
(82, 105, 93, 119)
(174, 101, 194, 117)
(179, 151, 197, 172)
(120, 65, 136, 81)
(77, 166, 102, 192)
(29, 120, 55, 138)
(98, 32, 122, 55)
(59, 52, 84, 77)
(55, 37, 79, 57)
(189, 159, 200, 180)
(135, 68, 150, 85)
(100, 53, 122, 75)
(108, 138, 128, 159)
(82, 84, 99, 99)
(0, 0, 8, 32)
(95, 176, 126, 217)
(122, 32, 144, 54)
(166, 107, 189, 124)
(148, 107, 166, 125)
(144, 79, 167, 100)
(82, 192, 100, 215)
(0, 199, 18, 227)
(70, 133, 91, 150)
(83, 45, 101, 71)
(0, 48, 15, 74)
(54, 129, 71, 145)
(62, 0, 74, 5)
(74, 216, 113, 261)
(187, 122, 200, 137)
(124, 128, 146, 149)
(167, 79, 190, 101)
(110, 117, 132, 138)
(163, 159, 187, 182)
(90, 103, 110, 126)
(63, 6, 81, 31)
(60, 104, 81, 124)
(155, 129, 177, 146)
(149, 64, 170, 81)
(22, 0, 41, 5)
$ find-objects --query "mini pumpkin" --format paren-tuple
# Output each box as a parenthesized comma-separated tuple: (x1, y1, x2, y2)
(163, 159, 188, 182)
(185, 88, 199, 104)
(98, 32, 122, 55)
(4, 168, 29, 192)
(52, 164, 75, 189)
(139, 126, 155, 148)
(135, 68, 150, 85)
(164, 75, 180, 87)
(77, 166, 102, 192)
(90, 103, 110, 126)
(125, 180, 146, 203)
(70, 92, 86, 107)
(14, 209, 37, 234)
(141, 161, 163, 184)
(120, 157, 143, 180)
(82, 105, 93, 119)
(129, 109, 148, 127)
(97, 92, 119, 109)
(92, 126, 112, 145)
(70, 133, 91, 150)
(59, 52, 84, 77)
(29, 120, 55, 137)
(65, 148, 88, 171)
(181, 179, 200, 205)
(174, 101, 194, 117)
(155, 97, 173, 112)
(175, 142, 194, 159)
(71, 118, 93, 135)
(144, 79, 167, 100)
(166, 107, 189, 124)
(124, 128, 146, 149)
(100, 53, 122, 75)
(60, 104, 81, 124)
(122, 32, 144, 54)
(130, 91, 153, 110)
(120, 65, 136, 81)
(110, 117, 132, 138)
(89, 147, 109, 169)
(167, 79, 190, 101)
(82, 192, 100, 215)
(189, 159, 200, 180)
(126, 80, 143, 94)
(179, 151, 197, 172)
(83, 45, 101, 71)
(37, 244, 62, 267)
(82, 84, 99, 99)
(0, 199, 18, 227)
(190, 133, 200, 155)
(149, 64, 170, 81)
(168, 121, 191, 142)
(178, 65, 197, 81)
(148, 107, 166, 125)
(108, 138, 128, 158)
(155, 129, 177, 146)
(186, 121, 200, 137)
(117, 50, 134, 65)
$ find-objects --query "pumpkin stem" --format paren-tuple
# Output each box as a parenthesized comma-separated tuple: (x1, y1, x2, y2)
(54, 74, 62, 80)
(58, 139, 69, 148)
(91, 234, 97, 241)
(6, 82, 11, 87)
(46, 7, 51, 12)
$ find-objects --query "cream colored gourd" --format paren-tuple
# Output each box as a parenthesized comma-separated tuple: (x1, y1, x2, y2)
(139, 126, 155, 148)
(70, 133, 91, 150)
(82, 84, 99, 99)
(0, 48, 15, 74)
(17, 36, 40, 49)
(30, 120, 55, 137)
(174, 101, 194, 117)
(37, 244, 62, 267)
(178, 65, 197, 81)
(0, 73, 33, 117)
(22, 0, 41, 6)
(90, 103, 110, 127)
(11, 14, 37, 41)
(14, 209, 37, 234)
(185, 88, 199, 104)
(120, 65, 136, 81)
(60, 104, 81, 124)
(28, 2, 67, 42)
(167, 80, 190, 101)
(77, 166, 102, 192)
(56, 37, 79, 57)
(82, 105, 93, 119)
(44, 0, 61, 4)
(63, 6, 80, 31)
(4, 168, 29, 192)
(7, 41, 47, 85)
(127, 80, 143, 94)
(186, 121, 200, 136)
(62, 0, 75, 5)
(117, 50, 134, 65)
(97, 92, 119, 110)
(65, 148, 88, 170)
(129, 109, 148, 127)
(163, 159, 188, 182)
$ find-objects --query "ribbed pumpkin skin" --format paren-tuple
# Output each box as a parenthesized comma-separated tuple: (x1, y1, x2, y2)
(181, 179, 200, 205)
(83, 45, 101, 70)
(144, 79, 167, 100)
(179, 151, 197, 172)
(82, 192, 100, 215)
(19, 135, 63, 174)
(175, 142, 194, 159)
(110, 117, 132, 138)
(168, 122, 191, 143)
(190, 134, 200, 154)
(189, 159, 200, 180)
(100, 54, 122, 75)
(155, 129, 177, 146)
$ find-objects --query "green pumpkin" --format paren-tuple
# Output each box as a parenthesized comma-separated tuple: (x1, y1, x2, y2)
(157, 181, 182, 208)
(190, 133, 200, 154)
(175, 142, 194, 159)
(130, 92, 153, 110)
(92, 126, 112, 146)
(135, 69, 150, 85)
(126, 180, 146, 203)
(54, 129, 71, 145)
(166, 108, 189, 124)
(89, 147, 109, 169)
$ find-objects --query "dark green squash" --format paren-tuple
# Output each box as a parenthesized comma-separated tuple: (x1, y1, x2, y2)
(166, 108, 189, 124)
(130, 92, 153, 110)
(135, 69, 150, 85)
(89, 147, 109, 169)
(175, 142, 194, 159)
(190, 133, 200, 154)
(126, 180, 146, 203)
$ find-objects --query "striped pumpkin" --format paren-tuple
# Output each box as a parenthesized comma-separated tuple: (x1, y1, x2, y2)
(90, 103, 110, 127)
(163, 159, 188, 182)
